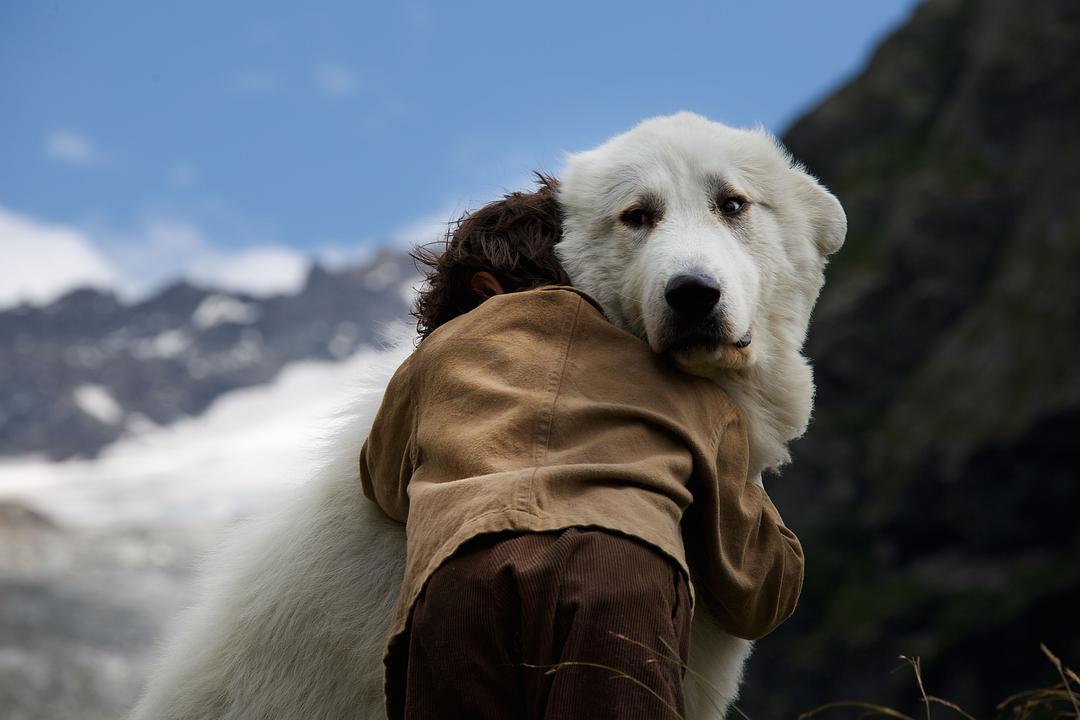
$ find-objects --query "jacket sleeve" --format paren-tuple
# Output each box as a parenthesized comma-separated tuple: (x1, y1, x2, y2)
(683, 413, 805, 640)
(358, 352, 418, 524)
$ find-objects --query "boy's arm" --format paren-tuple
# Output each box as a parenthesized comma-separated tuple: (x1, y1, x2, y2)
(358, 354, 418, 524)
(685, 415, 805, 640)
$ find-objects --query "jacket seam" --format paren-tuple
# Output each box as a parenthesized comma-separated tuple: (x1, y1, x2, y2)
(540, 296, 582, 463)
(520, 295, 583, 515)
(407, 356, 420, 476)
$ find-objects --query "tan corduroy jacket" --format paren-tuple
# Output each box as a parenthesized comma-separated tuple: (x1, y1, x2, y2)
(359, 285, 803, 661)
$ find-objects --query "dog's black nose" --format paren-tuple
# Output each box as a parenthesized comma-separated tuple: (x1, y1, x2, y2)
(664, 273, 722, 320)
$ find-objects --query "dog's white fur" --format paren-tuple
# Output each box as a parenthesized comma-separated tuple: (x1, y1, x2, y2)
(130, 113, 844, 720)
(558, 113, 845, 480)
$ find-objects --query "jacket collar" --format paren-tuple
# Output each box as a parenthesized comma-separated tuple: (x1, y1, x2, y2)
(533, 284, 608, 319)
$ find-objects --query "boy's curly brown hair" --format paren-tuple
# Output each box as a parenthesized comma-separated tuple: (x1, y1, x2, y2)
(410, 173, 571, 340)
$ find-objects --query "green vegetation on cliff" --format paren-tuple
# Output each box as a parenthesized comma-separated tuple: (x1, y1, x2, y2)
(741, 0, 1080, 714)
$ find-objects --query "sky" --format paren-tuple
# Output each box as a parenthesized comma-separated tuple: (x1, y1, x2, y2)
(0, 0, 919, 306)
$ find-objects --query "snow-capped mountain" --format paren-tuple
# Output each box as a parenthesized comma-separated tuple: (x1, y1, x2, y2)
(0, 251, 418, 459)
(0, 349, 391, 720)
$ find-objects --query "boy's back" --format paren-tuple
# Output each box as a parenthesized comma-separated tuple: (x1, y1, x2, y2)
(360, 284, 803, 717)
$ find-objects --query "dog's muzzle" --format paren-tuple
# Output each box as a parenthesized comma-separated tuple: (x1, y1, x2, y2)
(663, 272, 752, 353)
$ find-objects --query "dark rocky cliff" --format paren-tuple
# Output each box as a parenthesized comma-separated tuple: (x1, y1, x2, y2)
(742, 0, 1080, 714)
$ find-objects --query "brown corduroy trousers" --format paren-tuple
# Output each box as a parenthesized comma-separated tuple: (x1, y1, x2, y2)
(391, 527, 693, 720)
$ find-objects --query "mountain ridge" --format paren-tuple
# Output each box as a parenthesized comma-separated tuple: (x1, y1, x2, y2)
(0, 252, 418, 459)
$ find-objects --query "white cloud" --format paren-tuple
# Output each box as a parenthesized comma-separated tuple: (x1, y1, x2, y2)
(95, 219, 206, 298)
(90, 217, 307, 299)
(145, 218, 206, 254)
(315, 242, 376, 270)
(187, 245, 309, 297)
(0, 199, 462, 310)
(0, 207, 312, 306)
(314, 63, 357, 96)
(44, 129, 101, 166)
(0, 206, 119, 308)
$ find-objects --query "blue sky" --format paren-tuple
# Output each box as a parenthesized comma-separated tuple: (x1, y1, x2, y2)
(0, 0, 918, 305)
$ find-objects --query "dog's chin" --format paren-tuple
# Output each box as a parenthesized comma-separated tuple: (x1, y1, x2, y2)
(673, 343, 751, 375)
(644, 313, 754, 374)
(667, 330, 722, 356)
(663, 329, 753, 375)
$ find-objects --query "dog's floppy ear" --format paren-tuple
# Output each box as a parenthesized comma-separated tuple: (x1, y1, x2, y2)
(793, 169, 847, 256)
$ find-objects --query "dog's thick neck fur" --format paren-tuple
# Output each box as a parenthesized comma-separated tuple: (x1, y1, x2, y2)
(707, 336, 815, 480)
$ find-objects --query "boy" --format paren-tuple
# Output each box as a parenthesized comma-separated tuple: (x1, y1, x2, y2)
(360, 178, 803, 719)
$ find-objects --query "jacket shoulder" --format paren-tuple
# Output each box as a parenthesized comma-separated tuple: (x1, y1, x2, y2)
(423, 285, 594, 343)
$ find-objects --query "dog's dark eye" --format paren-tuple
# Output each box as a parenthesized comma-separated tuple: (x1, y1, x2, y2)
(620, 207, 657, 229)
(719, 197, 747, 216)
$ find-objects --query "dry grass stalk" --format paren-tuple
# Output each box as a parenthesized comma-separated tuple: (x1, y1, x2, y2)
(528, 637, 1078, 720)
(521, 659, 685, 719)
(800, 644, 1078, 720)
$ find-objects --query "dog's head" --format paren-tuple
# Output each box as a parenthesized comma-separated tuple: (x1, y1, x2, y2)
(555, 112, 846, 475)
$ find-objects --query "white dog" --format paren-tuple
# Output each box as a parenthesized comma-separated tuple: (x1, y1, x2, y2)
(129, 112, 844, 720)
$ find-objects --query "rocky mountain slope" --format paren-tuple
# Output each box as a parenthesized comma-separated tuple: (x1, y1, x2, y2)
(740, 0, 1080, 714)
(0, 252, 416, 459)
